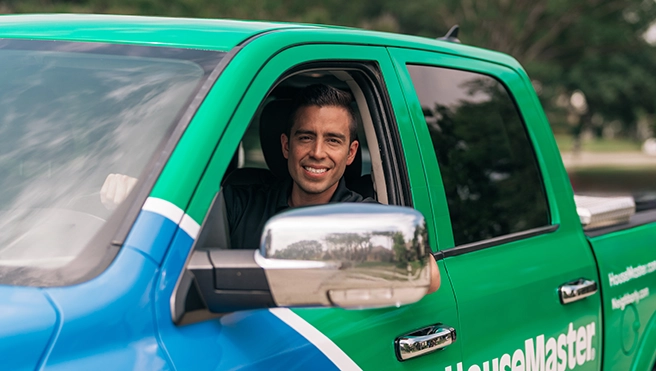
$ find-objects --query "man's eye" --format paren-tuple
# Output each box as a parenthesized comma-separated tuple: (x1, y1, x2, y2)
(328, 138, 341, 144)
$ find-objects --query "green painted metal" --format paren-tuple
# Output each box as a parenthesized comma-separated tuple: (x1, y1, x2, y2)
(588, 223, 656, 371)
(389, 46, 604, 370)
(0, 13, 310, 50)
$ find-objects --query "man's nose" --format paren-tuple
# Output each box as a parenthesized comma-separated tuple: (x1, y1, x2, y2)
(309, 140, 327, 159)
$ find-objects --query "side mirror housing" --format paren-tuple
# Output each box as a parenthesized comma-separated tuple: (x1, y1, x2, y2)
(182, 203, 431, 316)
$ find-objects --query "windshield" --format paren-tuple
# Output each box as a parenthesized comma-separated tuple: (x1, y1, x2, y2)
(0, 39, 224, 285)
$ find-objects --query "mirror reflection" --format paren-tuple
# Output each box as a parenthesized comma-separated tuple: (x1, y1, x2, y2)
(262, 205, 428, 281)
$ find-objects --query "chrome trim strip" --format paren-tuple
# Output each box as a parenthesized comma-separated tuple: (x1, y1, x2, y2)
(441, 224, 560, 259)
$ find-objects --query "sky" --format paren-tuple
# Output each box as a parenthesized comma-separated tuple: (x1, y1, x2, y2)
(646, 23, 656, 44)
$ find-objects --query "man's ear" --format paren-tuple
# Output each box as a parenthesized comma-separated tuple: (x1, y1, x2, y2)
(346, 140, 359, 165)
(281, 133, 290, 159)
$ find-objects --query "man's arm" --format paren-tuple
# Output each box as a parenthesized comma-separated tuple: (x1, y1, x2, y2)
(100, 173, 137, 210)
(428, 254, 441, 293)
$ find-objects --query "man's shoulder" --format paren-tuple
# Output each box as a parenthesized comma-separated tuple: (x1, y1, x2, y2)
(223, 180, 281, 199)
(223, 177, 291, 211)
(330, 177, 379, 204)
(350, 192, 379, 204)
(360, 196, 379, 204)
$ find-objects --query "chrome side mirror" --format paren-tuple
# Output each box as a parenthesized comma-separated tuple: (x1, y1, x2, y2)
(259, 203, 430, 308)
(185, 203, 431, 316)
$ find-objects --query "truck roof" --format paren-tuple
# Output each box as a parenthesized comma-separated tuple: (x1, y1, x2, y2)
(0, 13, 307, 50)
(0, 13, 522, 70)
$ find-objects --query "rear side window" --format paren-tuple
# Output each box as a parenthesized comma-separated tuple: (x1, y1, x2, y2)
(407, 65, 549, 246)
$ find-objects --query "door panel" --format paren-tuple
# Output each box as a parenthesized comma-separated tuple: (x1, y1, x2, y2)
(156, 39, 463, 370)
(389, 47, 602, 371)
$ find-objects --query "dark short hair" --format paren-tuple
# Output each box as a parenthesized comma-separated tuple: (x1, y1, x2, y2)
(286, 84, 358, 143)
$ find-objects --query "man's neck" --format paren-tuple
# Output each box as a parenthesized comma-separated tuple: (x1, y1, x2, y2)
(288, 182, 339, 208)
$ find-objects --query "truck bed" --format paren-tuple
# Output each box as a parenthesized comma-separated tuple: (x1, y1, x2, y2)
(586, 208, 656, 237)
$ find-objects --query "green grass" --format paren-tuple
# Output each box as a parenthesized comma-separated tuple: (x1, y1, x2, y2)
(554, 134, 642, 153)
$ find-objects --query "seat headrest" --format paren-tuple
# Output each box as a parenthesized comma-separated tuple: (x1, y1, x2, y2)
(258, 99, 363, 182)
(259, 99, 294, 180)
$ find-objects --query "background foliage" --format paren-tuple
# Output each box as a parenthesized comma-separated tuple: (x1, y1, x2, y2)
(2, 0, 656, 141)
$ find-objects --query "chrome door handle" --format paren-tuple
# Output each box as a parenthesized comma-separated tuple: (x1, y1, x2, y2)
(395, 324, 456, 361)
(559, 278, 598, 304)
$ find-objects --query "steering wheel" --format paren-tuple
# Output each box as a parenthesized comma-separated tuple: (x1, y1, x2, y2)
(0, 208, 105, 269)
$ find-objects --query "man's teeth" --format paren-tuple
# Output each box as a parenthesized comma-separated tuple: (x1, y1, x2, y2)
(304, 167, 327, 174)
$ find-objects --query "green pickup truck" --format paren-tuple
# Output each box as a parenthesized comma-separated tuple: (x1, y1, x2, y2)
(0, 14, 654, 371)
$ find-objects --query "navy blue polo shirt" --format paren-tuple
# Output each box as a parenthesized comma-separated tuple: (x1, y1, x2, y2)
(223, 177, 373, 249)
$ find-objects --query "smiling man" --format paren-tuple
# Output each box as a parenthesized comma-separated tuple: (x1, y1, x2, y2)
(223, 84, 375, 250)
(282, 86, 361, 208)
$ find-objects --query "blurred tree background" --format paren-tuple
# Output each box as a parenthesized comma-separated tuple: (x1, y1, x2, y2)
(2, 0, 656, 194)
(1, 0, 655, 145)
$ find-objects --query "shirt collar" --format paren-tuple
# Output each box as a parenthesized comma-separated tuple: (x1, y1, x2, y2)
(274, 176, 354, 212)
(329, 177, 353, 202)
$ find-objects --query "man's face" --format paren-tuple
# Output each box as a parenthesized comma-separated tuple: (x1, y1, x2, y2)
(281, 105, 358, 200)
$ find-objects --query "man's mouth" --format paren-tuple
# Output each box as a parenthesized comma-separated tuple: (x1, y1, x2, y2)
(303, 166, 328, 174)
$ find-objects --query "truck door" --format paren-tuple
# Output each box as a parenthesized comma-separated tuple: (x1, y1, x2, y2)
(389, 47, 603, 371)
(154, 35, 463, 370)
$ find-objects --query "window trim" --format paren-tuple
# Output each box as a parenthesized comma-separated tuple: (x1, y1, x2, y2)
(405, 62, 552, 252)
(434, 224, 560, 260)
(352, 65, 413, 207)
(256, 60, 412, 207)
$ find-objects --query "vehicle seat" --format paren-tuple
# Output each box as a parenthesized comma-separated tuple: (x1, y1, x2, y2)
(222, 164, 276, 186)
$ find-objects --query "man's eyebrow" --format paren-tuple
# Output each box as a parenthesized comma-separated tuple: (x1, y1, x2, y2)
(293, 129, 316, 136)
(293, 129, 347, 141)
(324, 132, 347, 141)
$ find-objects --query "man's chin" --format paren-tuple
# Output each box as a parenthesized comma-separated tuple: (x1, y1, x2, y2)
(298, 185, 330, 195)
(296, 180, 336, 196)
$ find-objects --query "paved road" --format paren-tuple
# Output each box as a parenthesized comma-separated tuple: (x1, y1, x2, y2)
(561, 152, 656, 169)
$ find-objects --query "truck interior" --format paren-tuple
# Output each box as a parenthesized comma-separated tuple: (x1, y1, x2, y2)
(221, 66, 402, 206)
